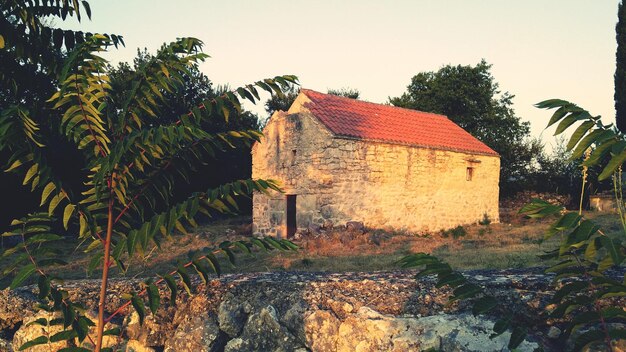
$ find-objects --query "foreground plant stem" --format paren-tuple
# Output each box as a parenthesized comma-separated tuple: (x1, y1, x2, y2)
(95, 194, 114, 352)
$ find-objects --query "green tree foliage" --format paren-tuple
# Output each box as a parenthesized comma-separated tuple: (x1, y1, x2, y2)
(390, 60, 540, 195)
(1, 2, 298, 350)
(264, 85, 300, 118)
(108, 49, 262, 212)
(530, 138, 583, 201)
(327, 87, 360, 99)
(0, 0, 115, 231)
(616, 1, 626, 132)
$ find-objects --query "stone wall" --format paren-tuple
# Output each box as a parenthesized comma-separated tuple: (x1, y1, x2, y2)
(1, 270, 559, 351)
(252, 95, 500, 237)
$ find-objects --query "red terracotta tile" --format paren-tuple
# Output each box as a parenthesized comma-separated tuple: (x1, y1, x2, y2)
(301, 89, 498, 156)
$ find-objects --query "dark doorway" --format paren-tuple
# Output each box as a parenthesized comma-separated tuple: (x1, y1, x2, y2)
(286, 195, 297, 238)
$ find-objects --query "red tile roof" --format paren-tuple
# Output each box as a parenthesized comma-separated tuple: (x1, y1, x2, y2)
(300, 89, 498, 156)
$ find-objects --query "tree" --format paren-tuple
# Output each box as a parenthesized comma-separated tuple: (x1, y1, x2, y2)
(109, 50, 262, 212)
(264, 85, 300, 118)
(264, 86, 360, 124)
(1, 2, 297, 350)
(327, 87, 360, 99)
(616, 1, 626, 132)
(390, 60, 539, 195)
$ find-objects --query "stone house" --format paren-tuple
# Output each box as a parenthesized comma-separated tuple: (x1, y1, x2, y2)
(252, 89, 500, 238)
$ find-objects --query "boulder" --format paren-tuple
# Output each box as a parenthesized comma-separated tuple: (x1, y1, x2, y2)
(218, 294, 249, 337)
(225, 305, 303, 352)
(164, 313, 223, 352)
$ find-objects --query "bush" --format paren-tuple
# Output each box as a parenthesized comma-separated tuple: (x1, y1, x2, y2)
(440, 225, 467, 239)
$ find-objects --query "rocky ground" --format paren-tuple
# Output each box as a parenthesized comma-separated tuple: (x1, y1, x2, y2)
(0, 268, 596, 352)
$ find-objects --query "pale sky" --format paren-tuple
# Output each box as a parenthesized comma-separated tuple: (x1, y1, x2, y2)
(64, 1, 620, 149)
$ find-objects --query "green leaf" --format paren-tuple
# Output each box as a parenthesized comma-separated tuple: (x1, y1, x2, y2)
(19, 336, 49, 350)
(552, 281, 589, 303)
(127, 230, 138, 257)
(49, 329, 77, 342)
(10, 263, 36, 289)
(23, 164, 38, 185)
(598, 149, 626, 180)
(573, 329, 606, 351)
(491, 313, 513, 337)
(25, 318, 49, 328)
(61, 301, 75, 328)
(5, 159, 23, 172)
(73, 316, 90, 342)
(41, 183, 56, 206)
(572, 129, 614, 160)
(222, 247, 236, 266)
(204, 253, 221, 277)
(38, 275, 50, 299)
(103, 327, 121, 336)
(566, 120, 595, 150)
(233, 241, 251, 254)
(48, 193, 64, 216)
(192, 259, 210, 283)
(163, 274, 178, 305)
(147, 283, 160, 315)
(63, 204, 75, 229)
(436, 272, 466, 288)
(518, 198, 563, 218)
(177, 266, 193, 295)
(471, 296, 498, 316)
(131, 294, 146, 325)
(600, 237, 624, 266)
(508, 326, 527, 349)
(451, 283, 482, 300)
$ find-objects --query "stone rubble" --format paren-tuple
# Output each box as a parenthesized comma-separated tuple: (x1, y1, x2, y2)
(1, 268, 613, 351)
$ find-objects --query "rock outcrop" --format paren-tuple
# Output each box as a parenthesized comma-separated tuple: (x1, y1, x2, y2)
(0, 268, 583, 351)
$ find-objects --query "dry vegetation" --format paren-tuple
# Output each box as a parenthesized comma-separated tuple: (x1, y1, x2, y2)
(2, 209, 618, 289)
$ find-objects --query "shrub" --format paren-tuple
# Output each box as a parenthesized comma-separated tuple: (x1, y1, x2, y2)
(478, 213, 491, 226)
(441, 225, 467, 239)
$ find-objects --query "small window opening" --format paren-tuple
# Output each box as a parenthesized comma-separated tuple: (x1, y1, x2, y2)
(291, 149, 297, 166)
(466, 167, 474, 181)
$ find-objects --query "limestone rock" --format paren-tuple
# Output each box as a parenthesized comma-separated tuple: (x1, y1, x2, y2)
(547, 326, 561, 339)
(225, 305, 303, 352)
(164, 313, 222, 352)
(125, 339, 155, 352)
(335, 307, 422, 352)
(304, 310, 340, 351)
(0, 288, 37, 331)
(416, 313, 539, 352)
(218, 294, 247, 337)
(125, 312, 168, 347)
(0, 337, 13, 352)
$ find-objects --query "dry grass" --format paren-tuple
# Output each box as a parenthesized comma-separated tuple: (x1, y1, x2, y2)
(1, 211, 622, 288)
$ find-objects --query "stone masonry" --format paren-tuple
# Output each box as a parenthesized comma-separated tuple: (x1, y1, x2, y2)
(252, 91, 500, 237)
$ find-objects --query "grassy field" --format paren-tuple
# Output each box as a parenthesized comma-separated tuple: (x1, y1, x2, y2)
(1, 210, 622, 288)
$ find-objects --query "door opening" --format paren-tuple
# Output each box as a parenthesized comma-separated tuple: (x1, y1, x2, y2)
(286, 195, 297, 238)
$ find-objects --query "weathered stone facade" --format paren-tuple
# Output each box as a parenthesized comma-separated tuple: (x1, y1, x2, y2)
(252, 92, 500, 237)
